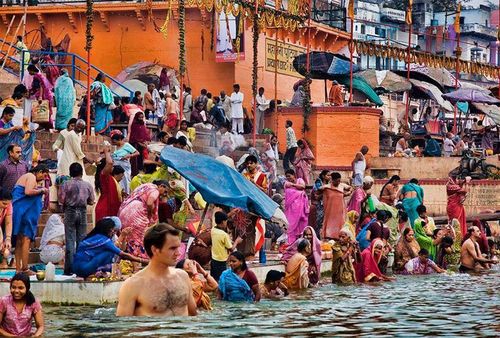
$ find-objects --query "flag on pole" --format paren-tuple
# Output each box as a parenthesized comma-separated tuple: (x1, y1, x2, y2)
(347, 0, 354, 20)
(454, 3, 461, 34)
(405, 0, 413, 25)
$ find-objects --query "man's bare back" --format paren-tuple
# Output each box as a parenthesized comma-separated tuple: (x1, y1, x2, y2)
(117, 265, 195, 317)
(460, 238, 479, 270)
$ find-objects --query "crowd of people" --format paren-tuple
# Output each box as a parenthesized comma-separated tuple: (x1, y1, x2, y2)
(0, 56, 498, 335)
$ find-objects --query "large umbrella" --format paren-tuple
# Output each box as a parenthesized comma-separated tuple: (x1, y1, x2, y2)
(442, 88, 500, 104)
(395, 65, 458, 91)
(110, 61, 180, 97)
(410, 79, 454, 112)
(159, 146, 287, 225)
(292, 52, 359, 79)
(472, 103, 500, 125)
(355, 70, 411, 93)
(338, 76, 384, 106)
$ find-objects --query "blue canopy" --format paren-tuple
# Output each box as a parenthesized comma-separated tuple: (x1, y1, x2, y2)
(160, 147, 284, 222)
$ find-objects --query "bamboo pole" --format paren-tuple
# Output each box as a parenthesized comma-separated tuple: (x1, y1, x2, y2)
(1, 16, 23, 70)
(349, 16, 354, 103)
(0, 16, 16, 56)
(404, 22, 413, 127)
(274, 28, 278, 134)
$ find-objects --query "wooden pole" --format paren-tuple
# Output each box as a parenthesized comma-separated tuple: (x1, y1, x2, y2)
(0, 16, 16, 56)
(349, 15, 354, 103)
(86, 48, 91, 140)
(1, 17, 23, 70)
(274, 28, 278, 134)
(22, 0, 28, 39)
(196, 203, 210, 236)
(453, 32, 460, 134)
(404, 22, 413, 126)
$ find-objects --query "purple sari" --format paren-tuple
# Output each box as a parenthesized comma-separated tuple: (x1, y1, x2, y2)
(284, 178, 309, 244)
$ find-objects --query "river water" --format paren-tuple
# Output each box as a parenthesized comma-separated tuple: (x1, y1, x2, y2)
(43, 270, 499, 337)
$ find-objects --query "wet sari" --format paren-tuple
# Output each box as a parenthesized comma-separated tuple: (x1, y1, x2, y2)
(358, 239, 384, 282)
(218, 269, 254, 302)
(331, 240, 356, 284)
(414, 221, 437, 261)
(117, 183, 159, 259)
(281, 226, 322, 285)
(344, 210, 359, 236)
(284, 178, 309, 244)
(394, 231, 420, 272)
(90, 80, 114, 134)
(283, 253, 309, 290)
(12, 184, 43, 241)
(322, 186, 345, 239)
(446, 178, 467, 237)
(191, 277, 212, 310)
(401, 182, 424, 227)
(54, 72, 75, 130)
(95, 172, 122, 221)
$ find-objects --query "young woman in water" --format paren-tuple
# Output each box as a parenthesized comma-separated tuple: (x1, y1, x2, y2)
(0, 273, 44, 337)
(218, 251, 261, 302)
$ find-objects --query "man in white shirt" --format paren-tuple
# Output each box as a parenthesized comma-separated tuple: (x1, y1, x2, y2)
(255, 87, 269, 133)
(230, 84, 244, 134)
(57, 119, 92, 177)
(443, 132, 455, 157)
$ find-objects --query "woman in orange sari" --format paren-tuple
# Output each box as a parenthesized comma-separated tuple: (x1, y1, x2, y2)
(321, 177, 346, 240)
(176, 258, 218, 310)
(293, 139, 314, 186)
(283, 239, 310, 290)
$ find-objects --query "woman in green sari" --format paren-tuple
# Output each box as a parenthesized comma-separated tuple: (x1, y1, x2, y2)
(414, 220, 443, 262)
(400, 178, 424, 228)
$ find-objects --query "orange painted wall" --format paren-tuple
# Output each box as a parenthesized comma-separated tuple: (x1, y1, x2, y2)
(265, 106, 381, 167)
(3, 9, 236, 95)
(0, 8, 348, 111)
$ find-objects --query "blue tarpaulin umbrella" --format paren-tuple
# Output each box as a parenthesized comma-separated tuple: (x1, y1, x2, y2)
(160, 146, 287, 224)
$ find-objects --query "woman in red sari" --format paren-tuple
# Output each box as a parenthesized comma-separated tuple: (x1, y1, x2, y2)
(293, 139, 314, 186)
(358, 239, 394, 282)
(129, 112, 151, 176)
(446, 176, 468, 237)
(94, 148, 125, 221)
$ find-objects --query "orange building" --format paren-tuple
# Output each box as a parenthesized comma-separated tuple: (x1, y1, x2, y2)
(0, 2, 349, 109)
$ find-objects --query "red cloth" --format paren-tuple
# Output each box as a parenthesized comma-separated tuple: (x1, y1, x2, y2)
(358, 239, 384, 282)
(95, 173, 121, 221)
(446, 178, 467, 237)
(129, 114, 151, 144)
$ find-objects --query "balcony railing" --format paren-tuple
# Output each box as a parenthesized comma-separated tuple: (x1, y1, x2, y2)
(311, 0, 346, 31)
(461, 23, 497, 39)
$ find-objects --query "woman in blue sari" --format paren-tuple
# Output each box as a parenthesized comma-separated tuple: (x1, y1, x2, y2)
(54, 69, 76, 130)
(400, 178, 424, 228)
(12, 165, 49, 274)
(72, 217, 147, 278)
(90, 72, 114, 135)
(218, 251, 261, 302)
(0, 107, 35, 163)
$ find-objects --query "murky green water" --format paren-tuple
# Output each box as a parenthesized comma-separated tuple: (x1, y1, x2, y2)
(43, 269, 499, 337)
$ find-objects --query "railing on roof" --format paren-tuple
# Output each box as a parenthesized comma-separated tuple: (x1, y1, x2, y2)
(0, 37, 133, 99)
(312, 0, 347, 31)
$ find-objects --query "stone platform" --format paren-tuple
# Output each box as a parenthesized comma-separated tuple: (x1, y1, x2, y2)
(0, 261, 333, 305)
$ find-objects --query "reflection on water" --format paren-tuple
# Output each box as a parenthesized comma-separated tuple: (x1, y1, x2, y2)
(44, 270, 499, 337)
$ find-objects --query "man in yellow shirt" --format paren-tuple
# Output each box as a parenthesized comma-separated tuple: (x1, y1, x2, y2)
(210, 211, 242, 281)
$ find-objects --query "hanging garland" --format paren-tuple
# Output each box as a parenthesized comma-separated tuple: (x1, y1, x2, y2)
(84, 0, 94, 51)
(178, 0, 186, 77)
(302, 72, 312, 133)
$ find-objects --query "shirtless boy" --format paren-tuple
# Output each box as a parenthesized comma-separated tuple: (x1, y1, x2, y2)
(460, 226, 497, 273)
(116, 223, 197, 316)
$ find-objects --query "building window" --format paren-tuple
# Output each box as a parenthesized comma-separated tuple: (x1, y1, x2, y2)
(361, 25, 365, 34)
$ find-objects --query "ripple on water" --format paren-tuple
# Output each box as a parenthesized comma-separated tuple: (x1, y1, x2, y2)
(42, 270, 500, 337)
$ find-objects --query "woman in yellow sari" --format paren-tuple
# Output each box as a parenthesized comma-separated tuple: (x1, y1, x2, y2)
(344, 210, 359, 236)
(283, 239, 310, 290)
(176, 258, 218, 310)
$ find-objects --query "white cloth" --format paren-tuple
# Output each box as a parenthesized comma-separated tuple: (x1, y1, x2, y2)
(353, 154, 366, 175)
(230, 92, 244, 119)
(220, 96, 231, 119)
(256, 94, 269, 112)
(40, 215, 65, 249)
(57, 130, 85, 176)
(232, 117, 244, 134)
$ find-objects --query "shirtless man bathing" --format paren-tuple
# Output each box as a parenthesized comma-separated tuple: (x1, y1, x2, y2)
(116, 223, 197, 316)
(460, 226, 497, 273)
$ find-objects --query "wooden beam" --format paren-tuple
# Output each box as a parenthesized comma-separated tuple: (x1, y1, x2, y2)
(66, 12, 78, 33)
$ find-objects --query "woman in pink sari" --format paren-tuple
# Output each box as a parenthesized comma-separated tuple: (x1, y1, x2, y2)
(293, 139, 314, 186)
(347, 176, 374, 214)
(446, 176, 468, 237)
(27, 65, 54, 126)
(118, 181, 167, 259)
(284, 169, 309, 244)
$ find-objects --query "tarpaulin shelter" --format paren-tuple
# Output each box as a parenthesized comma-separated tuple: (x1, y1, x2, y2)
(160, 146, 288, 225)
